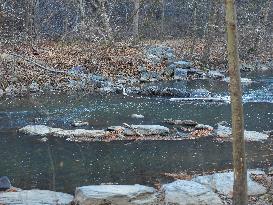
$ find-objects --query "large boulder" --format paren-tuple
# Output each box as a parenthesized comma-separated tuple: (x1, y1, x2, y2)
(192, 170, 267, 196)
(124, 125, 169, 136)
(19, 125, 62, 136)
(174, 68, 189, 80)
(138, 86, 190, 97)
(74, 184, 158, 205)
(0, 176, 11, 191)
(162, 180, 223, 205)
(0, 190, 73, 205)
(144, 46, 175, 64)
(216, 124, 269, 141)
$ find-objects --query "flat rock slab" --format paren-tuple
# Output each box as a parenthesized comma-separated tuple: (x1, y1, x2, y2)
(0, 190, 73, 205)
(216, 124, 269, 141)
(19, 125, 62, 136)
(74, 184, 158, 205)
(162, 180, 223, 205)
(192, 170, 267, 196)
(19, 125, 106, 138)
(124, 125, 169, 136)
(53, 129, 106, 138)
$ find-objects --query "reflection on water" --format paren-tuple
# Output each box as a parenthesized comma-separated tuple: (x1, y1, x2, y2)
(0, 131, 272, 193)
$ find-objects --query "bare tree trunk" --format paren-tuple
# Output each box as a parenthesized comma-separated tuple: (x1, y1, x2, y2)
(79, 0, 86, 26)
(254, 0, 272, 56)
(225, 0, 247, 204)
(99, 0, 113, 41)
(190, 0, 197, 57)
(202, 0, 217, 64)
(133, 0, 140, 40)
(160, 0, 165, 38)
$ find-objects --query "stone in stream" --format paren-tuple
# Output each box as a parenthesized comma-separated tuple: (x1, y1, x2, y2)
(0, 190, 73, 205)
(19, 125, 62, 136)
(174, 68, 188, 80)
(0, 89, 4, 97)
(72, 121, 89, 127)
(124, 125, 169, 136)
(19, 125, 107, 139)
(216, 123, 269, 141)
(223, 77, 253, 85)
(195, 124, 214, 131)
(162, 180, 223, 205)
(164, 119, 198, 126)
(0, 176, 11, 191)
(131, 114, 145, 119)
(191, 89, 211, 98)
(138, 86, 190, 97)
(144, 45, 175, 65)
(107, 126, 125, 132)
(173, 60, 192, 68)
(192, 170, 267, 196)
(74, 184, 158, 205)
(207, 70, 225, 80)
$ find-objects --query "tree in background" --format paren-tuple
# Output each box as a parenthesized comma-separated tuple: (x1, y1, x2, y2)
(133, 0, 140, 40)
(225, 0, 247, 204)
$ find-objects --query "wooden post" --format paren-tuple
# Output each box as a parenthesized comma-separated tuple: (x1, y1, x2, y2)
(225, 0, 247, 204)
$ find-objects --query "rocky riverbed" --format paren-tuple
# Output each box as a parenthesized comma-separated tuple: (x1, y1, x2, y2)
(1, 168, 272, 205)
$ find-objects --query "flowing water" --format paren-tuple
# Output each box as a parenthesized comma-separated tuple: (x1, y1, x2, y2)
(0, 71, 272, 193)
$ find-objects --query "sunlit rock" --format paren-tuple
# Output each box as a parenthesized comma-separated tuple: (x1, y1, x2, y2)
(124, 125, 169, 136)
(162, 180, 223, 205)
(192, 170, 267, 196)
(19, 125, 62, 136)
(0, 190, 73, 205)
(216, 124, 269, 141)
(74, 184, 158, 205)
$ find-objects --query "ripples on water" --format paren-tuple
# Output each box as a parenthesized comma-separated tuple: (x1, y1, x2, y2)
(0, 72, 272, 193)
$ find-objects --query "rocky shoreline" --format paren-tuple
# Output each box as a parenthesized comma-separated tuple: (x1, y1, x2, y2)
(1, 168, 272, 205)
(0, 44, 271, 98)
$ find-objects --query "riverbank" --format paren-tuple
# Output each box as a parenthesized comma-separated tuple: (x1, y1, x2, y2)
(0, 40, 272, 98)
(1, 168, 272, 205)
